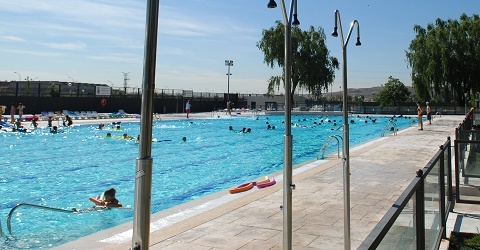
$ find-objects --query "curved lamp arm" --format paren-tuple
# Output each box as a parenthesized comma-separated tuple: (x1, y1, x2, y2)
(332, 10, 361, 48)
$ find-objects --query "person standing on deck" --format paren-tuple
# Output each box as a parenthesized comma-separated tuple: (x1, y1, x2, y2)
(17, 103, 25, 121)
(226, 101, 232, 115)
(426, 102, 432, 125)
(10, 104, 15, 124)
(185, 100, 191, 118)
(416, 101, 424, 130)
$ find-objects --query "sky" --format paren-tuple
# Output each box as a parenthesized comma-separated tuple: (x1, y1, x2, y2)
(0, 0, 479, 95)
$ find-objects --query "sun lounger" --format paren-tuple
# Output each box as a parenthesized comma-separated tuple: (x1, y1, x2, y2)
(98, 113, 109, 119)
(73, 111, 83, 119)
(63, 110, 76, 120)
(118, 109, 128, 118)
(89, 111, 99, 119)
(40, 111, 50, 121)
(110, 109, 127, 118)
(48, 111, 59, 120)
(80, 111, 88, 119)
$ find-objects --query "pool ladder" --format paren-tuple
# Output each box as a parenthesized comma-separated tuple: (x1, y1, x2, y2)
(381, 120, 398, 137)
(4, 203, 75, 239)
(211, 111, 220, 118)
(317, 135, 343, 159)
(409, 118, 417, 127)
(0, 218, 9, 241)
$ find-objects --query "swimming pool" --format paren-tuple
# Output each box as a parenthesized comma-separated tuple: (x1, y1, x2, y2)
(0, 114, 413, 249)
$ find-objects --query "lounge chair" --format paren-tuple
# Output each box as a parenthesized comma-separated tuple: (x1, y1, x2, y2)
(40, 111, 50, 121)
(89, 111, 99, 119)
(48, 111, 59, 120)
(98, 113, 109, 119)
(118, 109, 128, 118)
(110, 109, 127, 118)
(63, 110, 76, 120)
(80, 111, 88, 119)
(73, 111, 84, 119)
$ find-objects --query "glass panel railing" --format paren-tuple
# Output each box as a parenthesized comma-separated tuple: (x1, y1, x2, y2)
(424, 161, 441, 249)
(376, 198, 416, 250)
(458, 142, 480, 202)
(444, 148, 450, 211)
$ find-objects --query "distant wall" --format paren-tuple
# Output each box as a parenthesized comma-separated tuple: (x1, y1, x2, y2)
(0, 96, 469, 116)
(0, 96, 227, 115)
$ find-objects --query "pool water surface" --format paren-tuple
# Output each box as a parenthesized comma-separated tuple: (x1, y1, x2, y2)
(0, 114, 413, 249)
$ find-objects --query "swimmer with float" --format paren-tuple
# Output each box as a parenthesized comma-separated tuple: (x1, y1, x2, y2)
(89, 187, 122, 208)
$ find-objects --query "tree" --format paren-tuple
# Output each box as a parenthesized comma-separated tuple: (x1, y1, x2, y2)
(373, 76, 411, 106)
(257, 21, 339, 102)
(406, 14, 480, 105)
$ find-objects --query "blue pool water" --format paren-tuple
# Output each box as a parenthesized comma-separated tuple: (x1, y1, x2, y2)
(0, 114, 413, 249)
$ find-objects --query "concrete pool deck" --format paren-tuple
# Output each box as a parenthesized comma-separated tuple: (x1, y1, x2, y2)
(47, 113, 478, 249)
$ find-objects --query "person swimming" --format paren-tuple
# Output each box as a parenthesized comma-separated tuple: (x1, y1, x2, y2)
(89, 187, 122, 208)
(50, 126, 58, 134)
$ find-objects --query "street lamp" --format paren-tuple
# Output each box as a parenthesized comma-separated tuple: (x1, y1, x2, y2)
(68, 77, 77, 96)
(225, 60, 233, 102)
(332, 9, 361, 250)
(268, 1, 299, 249)
(14, 72, 21, 81)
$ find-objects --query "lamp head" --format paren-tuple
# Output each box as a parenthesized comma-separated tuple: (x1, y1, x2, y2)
(355, 37, 361, 46)
(292, 14, 300, 26)
(331, 27, 338, 37)
(267, 0, 277, 8)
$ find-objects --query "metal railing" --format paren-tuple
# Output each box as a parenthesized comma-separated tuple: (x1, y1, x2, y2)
(361, 111, 478, 249)
(360, 138, 453, 249)
(0, 219, 8, 241)
(6, 203, 74, 237)
(454, 111, 480, 204)
(317, 135, 342, 159)
(381, 119, 398, 137)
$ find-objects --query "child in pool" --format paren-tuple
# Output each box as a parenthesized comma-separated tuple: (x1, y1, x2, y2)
(89, 187, 122, 207)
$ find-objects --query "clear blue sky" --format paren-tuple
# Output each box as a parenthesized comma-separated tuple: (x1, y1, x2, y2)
(0, 0, 478, 94)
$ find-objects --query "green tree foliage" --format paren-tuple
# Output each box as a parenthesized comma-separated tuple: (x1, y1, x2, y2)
(257, 21, 339, 101)
(373, 76, 411, 106)
(406, 14, 480, 105)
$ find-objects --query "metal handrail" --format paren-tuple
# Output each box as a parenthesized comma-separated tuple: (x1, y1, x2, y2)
(381, 120, 397, 137)
(317, 135, 343, 159)
(7, 203, 74, 237)
(0, 218, 10, 241)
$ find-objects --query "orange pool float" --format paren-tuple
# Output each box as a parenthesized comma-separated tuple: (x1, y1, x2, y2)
(229, 182, 254, 194)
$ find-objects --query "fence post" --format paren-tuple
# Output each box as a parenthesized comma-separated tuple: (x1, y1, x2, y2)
(446, 137, 453, 210)
(415, 169, 425, 250)
(439, 144, 446, 239)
